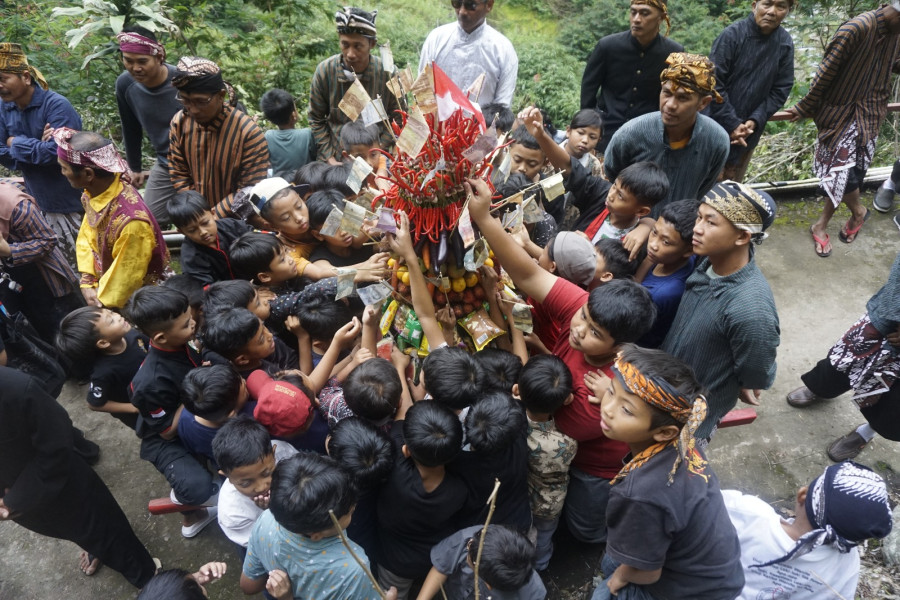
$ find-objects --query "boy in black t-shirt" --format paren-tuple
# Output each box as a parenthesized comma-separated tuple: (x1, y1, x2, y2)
(126, 286, 220, 538)
(587, 344, 743, 600)
(376, 386, 466, 599)
(306, 189, 374, 269)
(56, 306, 146, 429)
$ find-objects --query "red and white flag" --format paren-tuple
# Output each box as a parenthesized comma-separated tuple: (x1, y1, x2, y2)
(432, 62, 485, 129)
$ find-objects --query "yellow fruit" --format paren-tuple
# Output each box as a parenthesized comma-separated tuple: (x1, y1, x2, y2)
(483, 257, 494, 268)
(387, 257, 397, 268)
(451, 277, 467, 293)
(489, 249, 495, 258)
(464, 272, 479, 288)
(397, 264, 408, 273)
(399, 271, 410, 285)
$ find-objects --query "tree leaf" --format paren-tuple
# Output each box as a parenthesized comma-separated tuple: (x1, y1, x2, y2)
(109, 14, 125, 33)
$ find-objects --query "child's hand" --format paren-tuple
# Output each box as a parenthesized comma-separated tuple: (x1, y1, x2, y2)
(252, 489, 271, 509)
(436, 305, 456, 330)
(584, 370, 610, 405)
(354, 252, 391, 283)
(622, 223, 651, 261)
(496, 291, 514, 318)
(257, 286, 277, 304)
(266, 569, 293, 600)
(479, 264, 499, 295)
(390, 343, 411, 370)
(361, 305, 379, 328)
(517, 106, 544, 139)
(192, 561, 227, 585)
(285, 315, 308, 338)
(353, 347, 374, 365)
(464, 178, 494, 221)
(386, 210, 415, 260)
(333, 317, 362, 349)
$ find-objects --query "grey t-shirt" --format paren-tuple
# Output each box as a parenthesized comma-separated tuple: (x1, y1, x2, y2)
(115, 64, 182, 170)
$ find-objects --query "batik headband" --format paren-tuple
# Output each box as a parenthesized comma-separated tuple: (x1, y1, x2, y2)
(53, 127, 130, 174)
(336, 7, 378, 39)
(116, 31, 166, 60)
(0, 43, 49, 90)
(660, 52, 723, 103)
(613, 353, 708, 484)
(703, 181, 775, 243)
(631, 0, 670, 36)
(172, 56, 237, 106)
(753, 461, 892, 568)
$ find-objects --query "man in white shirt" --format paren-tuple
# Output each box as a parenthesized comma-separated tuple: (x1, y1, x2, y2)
(419, 0, 518, 107)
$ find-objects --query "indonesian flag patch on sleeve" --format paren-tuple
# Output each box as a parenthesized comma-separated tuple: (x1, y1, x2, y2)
(149, 407, 166, 419)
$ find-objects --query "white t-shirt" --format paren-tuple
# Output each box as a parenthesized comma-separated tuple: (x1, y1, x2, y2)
(218, 442, 298, 547)
(721, 489, 860, 600)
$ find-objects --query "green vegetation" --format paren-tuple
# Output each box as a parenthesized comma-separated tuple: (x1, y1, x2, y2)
(3, 0, 898, 182)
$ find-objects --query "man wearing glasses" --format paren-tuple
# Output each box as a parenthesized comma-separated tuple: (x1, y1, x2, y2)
(419, 0, 518, 107)
(115, 26, 183, 225)
(168, 56, 269, 219)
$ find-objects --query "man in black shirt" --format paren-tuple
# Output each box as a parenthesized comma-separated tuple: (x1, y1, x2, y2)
(580, 0, 683, 152)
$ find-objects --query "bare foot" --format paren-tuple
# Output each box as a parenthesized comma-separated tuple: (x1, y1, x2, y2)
(79, 550, 101, 576)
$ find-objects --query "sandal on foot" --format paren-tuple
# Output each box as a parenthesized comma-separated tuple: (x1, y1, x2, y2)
(79, 551, 101, 576)
(838, 208, 870, 243)
(810, 227, 832, 257)
(181, 506, 218, 538)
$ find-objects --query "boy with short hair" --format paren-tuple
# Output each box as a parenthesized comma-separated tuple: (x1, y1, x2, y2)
(516, 355, 577, 571)
(638, 199, 697, 348)
(661, 181, 779, 438)
(212, 415, 298, 549)
(589, 344, 743, 600)
(240, 452, 399, 599)
(259, 88, 315, 179)
(167, 190, 251, 285)
(230, 231, 302, 287)
(376, 400, 467, 598)
(467, 176, 656, 544)
(56, 306, 145, 429)
(177, 363, 249, 465)
(200, 307, 282, 377)
(126, 286, 219, 537)
(339, 120, 388, 179)
(306, 188, 375, 268)
(421, 346, 484, 412)
(418, 524, 546, 600)
(722, 461, 892, 600)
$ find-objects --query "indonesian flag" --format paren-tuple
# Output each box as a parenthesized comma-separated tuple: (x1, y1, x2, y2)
(433, 63, 485, 130)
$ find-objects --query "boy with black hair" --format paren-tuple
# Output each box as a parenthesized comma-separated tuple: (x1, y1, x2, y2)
(230, 231, 302, 287)
(588, 344, 743, 600)
(421, 346, 485, 411)
(56, 306, 144, 429)
(339, 120, 386, 175)
(467, 176, 656, 545)
(476, 348, 522, 395)
(126, 286, 220, 538)
(418, 524, 546, 599)
(377, 399, 467, 598)
(508, 125, 549, 184)
(259, 88, 315, 179)
(167, 190, 251, 285)
(177, 363, 249, 466)
(328, 417, 394, 566)
(240, 452, 399, 599)
(212, 415, 297, 549)
(342, 357, 402, 425)
(292, 159, 330, 191)
(722, 461, 892, 600)
(452, 392, 532, 533)
(638, 199, 697, 348)
(296, 283, 356, 366)
(306, 188, 375, 268)
(321, 161, 356, 197)
(515, 354, 577, 571)
(203, 279, 270, 322)
(163, 274, 205, 328)
(661, 181, 779, 439)
(482, 102, 516, 136)
(200, 307, 280, 377)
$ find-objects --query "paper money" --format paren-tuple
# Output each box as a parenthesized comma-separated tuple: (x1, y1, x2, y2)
(540, 172, 566, 201)
(464, 238, 488, 271)
(396, 105, 429, 157)
(341, 200, 367, 235)
(320, 207, 344, 237)
(462, 126, 499, 164)
(458, 205, 476, 248)
(387, 76, 405, 100)
(380, 41, 394, 73)
(411, 64, 436, 114)
(346, 155, 374, 194)
(466, 73, 486, 103)
(511, 302, 534, 334)
(398, 66, 414, 90)
(502, 205, 523, 231)
(374, 207, 397, 234)
(357, 281, 392, 306)
(338, 78, 372, 121)
(335, 269, 356, 300)
(522, 195, 544, 224)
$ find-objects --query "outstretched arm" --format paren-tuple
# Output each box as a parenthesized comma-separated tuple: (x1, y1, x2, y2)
(518, 106, 572, 174)
(465, 178, 557, 303)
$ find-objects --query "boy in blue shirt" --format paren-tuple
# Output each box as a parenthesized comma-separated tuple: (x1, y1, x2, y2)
(260, 89, 315, 180)
(177, 363, 248, 466)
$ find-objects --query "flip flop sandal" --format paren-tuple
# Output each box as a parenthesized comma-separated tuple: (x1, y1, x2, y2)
(79, 551, 101, 576)
(810, 227, 832, 257)
(839, 208, 870, 243)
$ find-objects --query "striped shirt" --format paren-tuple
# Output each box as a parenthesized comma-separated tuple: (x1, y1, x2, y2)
(308, 54, 399, 161)
(169, 105, 270, 218)
(1, 190, 78, 298)
(793, 7, 900, 149)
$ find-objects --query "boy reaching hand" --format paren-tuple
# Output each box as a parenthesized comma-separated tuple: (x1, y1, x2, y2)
(466, 177, 656, 545)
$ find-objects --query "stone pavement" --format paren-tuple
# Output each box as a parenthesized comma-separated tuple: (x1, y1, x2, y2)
(1, 195, 899, 600)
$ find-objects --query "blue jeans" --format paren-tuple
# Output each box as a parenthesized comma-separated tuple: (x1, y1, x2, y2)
(532, 515, 559, 571)
(563, 467, 611, 544)
(591, 555, 659, 600)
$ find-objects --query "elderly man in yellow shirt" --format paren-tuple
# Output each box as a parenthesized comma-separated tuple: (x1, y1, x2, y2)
(54, 127, 168, 308)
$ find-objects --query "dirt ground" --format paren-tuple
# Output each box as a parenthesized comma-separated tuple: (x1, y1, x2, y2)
(1, 192, 900, 600)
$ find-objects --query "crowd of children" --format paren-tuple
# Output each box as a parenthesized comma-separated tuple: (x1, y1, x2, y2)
(0, 64, 889, 600)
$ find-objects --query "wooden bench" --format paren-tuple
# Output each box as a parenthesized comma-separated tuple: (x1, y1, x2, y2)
(148, 497, 206, 515)
(718, 407, 757, 429)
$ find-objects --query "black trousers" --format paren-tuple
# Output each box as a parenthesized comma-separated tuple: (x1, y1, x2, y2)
(13, 455, 156, 588)
(801, 358, 900, 441)
(139, 434, 218, 506)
